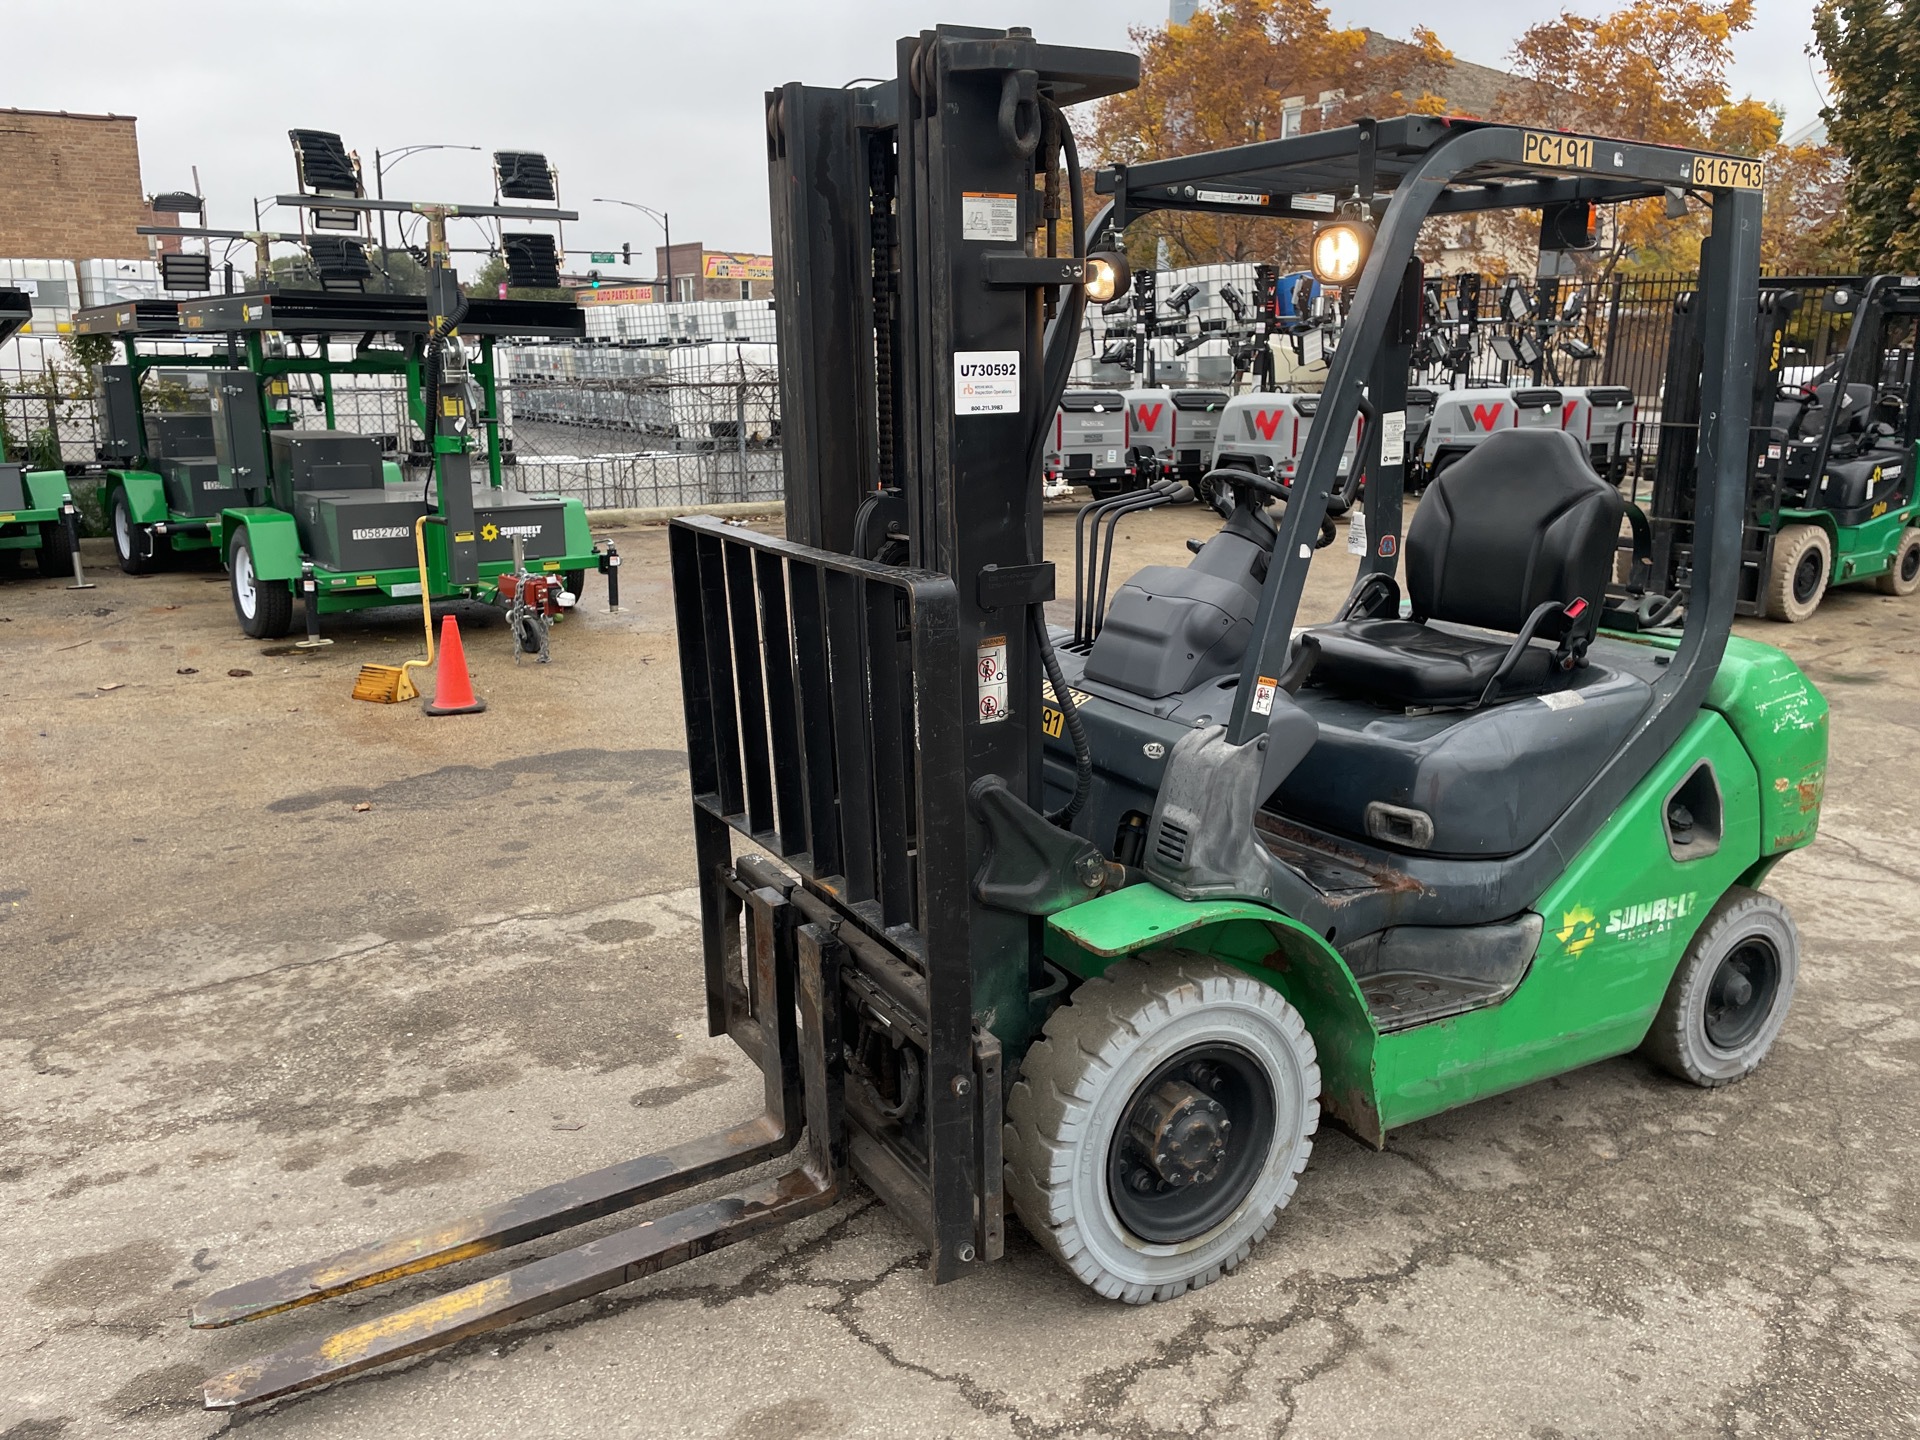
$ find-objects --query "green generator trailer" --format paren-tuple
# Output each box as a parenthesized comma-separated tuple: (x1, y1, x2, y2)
(0, 287, 78, 581)
(81, 289, 605, 638)
(190, 29, 1827, 1409)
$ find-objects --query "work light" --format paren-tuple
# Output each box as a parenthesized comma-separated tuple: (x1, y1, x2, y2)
(1085, 250, 1131, 304)
(1310, 218, 1371, 285)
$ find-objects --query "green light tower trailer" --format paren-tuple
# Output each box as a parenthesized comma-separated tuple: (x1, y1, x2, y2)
(0, 287, 80, 581)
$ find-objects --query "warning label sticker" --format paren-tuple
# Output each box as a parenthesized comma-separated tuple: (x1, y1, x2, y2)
(961, 191, 1020, 242)
(1251, 675, 1279, 717)
(955, 350, 1021, 416)
(1381, 410, 1407, 467)
(1347, 509, 1368, 556)
(977, 634, 1010, 724)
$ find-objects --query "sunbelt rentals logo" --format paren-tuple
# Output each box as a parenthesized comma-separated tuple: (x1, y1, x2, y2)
(1561, 890, 1699, 955)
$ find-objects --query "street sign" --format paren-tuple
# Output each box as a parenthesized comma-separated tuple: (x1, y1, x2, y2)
(589, 252, 617, 264)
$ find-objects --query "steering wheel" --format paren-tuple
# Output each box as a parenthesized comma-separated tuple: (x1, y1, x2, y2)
(1197, 464, 1285, 521)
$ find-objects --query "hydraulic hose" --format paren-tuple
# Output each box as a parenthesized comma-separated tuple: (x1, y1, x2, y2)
(1028, 97, 1094, 823)
(1034, 606, 1092, 825)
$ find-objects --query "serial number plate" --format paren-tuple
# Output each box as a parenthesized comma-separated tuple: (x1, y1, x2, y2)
(1522, 131, 1594, 171)
(1691, 155, 1764, 190)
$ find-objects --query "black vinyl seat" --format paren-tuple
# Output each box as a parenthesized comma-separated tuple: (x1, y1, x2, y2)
(1308, 428, 1623, 709)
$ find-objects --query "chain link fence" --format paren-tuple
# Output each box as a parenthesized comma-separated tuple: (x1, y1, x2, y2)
(0, 334, 786, 515)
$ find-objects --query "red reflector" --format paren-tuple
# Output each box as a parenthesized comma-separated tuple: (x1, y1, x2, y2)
(1566, 598, 1589, 619)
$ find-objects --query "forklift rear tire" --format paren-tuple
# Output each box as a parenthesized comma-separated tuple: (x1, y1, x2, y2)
(1872, 526, 1920, 596)
(1764, 524, 1830, 623)
(40, 518, 74, 579)
(1003, 953, 1320, 1304)
(1641, 886, 1799, 1088)
(228, 529, 294, 639)
(111, 488, 157, 576)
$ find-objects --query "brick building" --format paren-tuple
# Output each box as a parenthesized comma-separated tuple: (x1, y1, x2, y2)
(655, 241, 774, 303)
(0, 108, 148, 262)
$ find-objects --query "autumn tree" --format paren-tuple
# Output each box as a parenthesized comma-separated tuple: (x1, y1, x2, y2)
(1083, 0, 1365, 269)
(1501, 0, 1846, 276)
(1813, 0, 1920, 269)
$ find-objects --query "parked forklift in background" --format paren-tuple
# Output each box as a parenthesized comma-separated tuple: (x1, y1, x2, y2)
(190, 27, 1826, 1407)
(1640, 274, 1920, 621)
(0, 287, 79, 581)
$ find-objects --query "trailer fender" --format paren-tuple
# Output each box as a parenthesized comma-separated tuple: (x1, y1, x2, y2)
(1047, 885, 1384, 1145)
(221, 507, 302, 581)
(23, 468, 73, 511)
(114, 470, 169, 525)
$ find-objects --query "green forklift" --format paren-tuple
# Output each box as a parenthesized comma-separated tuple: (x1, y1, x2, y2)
(1643, 274, 1920, 620)
(0, 287, 80, 582)
(189, 29, 1825, 1406)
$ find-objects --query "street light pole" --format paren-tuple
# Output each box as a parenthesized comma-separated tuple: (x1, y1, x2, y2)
(374, 144, 484, 291)
(592, 198, 672, 301)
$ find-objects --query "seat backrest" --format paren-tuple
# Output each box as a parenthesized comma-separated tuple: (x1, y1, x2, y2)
(1406, 427, 1622, 636)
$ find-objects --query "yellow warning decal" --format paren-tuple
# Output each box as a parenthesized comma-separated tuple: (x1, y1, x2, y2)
(355, 575, 377, 587)
(454, 531, 475, 543)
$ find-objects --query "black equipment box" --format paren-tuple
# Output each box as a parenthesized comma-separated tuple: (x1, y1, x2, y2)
(472, 486, 572, 564)
(296, 486, 430, 573)
(268, 430, 385, 513)
(164, 458, 241, 518)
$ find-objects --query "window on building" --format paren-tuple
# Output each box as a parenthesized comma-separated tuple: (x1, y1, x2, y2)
(739, 280, 752, 300)
(1280, 100, 1304, 139)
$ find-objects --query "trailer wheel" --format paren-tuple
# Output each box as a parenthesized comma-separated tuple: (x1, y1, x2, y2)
(1764, 524, 1829, 622)
(111, 488, 157, 575)
(228, 528, 293, 639)
(39, 518, 74, 578)
(1873, 526, 1920, 596)
(1641, 886, 1799, 1088)
(1003, 953, 1319, 1304)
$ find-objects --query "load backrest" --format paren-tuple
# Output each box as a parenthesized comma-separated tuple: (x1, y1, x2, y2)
(1406, 428, 1622, 638)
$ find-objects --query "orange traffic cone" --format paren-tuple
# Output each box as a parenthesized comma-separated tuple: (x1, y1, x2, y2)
(423, 615, 487, 716)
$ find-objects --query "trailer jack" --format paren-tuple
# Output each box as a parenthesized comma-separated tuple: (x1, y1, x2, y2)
(194, 889, 847, 1409)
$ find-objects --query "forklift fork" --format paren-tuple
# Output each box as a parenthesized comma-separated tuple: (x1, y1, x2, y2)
(194, 889, 846, 1410)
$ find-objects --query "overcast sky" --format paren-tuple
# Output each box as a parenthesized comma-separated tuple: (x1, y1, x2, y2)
(5, 0, 1826, 270)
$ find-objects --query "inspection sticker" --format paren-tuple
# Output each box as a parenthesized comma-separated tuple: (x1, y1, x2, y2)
(1251, 674, 1279, 717)
(977, 634, 1010, 724)
(955, 350, 1021, 415)
(961, 192, 1020, 242)
(1380, 410, 1407, 467)
(1347, 508, 1368, 555)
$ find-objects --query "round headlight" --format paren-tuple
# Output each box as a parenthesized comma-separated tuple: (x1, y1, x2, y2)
(1310, 221, 1372, 285)
(1085, 249, 1131, 304)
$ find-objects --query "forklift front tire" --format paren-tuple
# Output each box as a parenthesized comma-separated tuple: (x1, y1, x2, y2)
(1764, 524, 1830, 623)
(1872, 525, 1920, 596)
(1004, 953, 1320, 1304)
(1641, 886, 1799, 1088)
(228, 529, 294, 640)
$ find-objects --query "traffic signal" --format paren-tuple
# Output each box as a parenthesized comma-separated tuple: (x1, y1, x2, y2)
(622, 243, 631, 266)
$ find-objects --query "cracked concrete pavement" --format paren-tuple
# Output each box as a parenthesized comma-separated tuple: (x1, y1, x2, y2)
(2, 510, 1917, 1438)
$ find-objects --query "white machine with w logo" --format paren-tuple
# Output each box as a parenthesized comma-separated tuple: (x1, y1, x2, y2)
(1209, 392, 1359, 481)
(1420, 384, 1635, 484)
